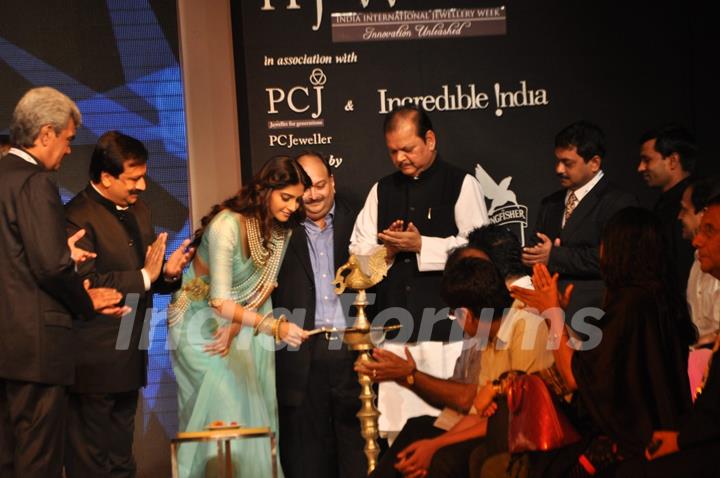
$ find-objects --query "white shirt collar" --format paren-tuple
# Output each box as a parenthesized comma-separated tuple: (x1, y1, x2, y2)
(8, 147, 38, 165)
(90, 182, 129, 211)
(566, 170, 604, 204)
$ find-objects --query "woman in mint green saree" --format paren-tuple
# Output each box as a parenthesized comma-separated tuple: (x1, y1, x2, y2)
(169, 156, 310, 477)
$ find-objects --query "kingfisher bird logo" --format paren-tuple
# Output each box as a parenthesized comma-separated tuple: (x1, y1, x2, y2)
(474, 164, 529, 245)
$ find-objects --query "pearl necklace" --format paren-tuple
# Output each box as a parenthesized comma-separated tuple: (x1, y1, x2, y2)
(236, 216, 287, 309)
(246, 216, 275, 267)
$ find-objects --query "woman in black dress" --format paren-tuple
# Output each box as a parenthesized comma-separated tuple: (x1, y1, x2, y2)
(511, 207, 696, 476)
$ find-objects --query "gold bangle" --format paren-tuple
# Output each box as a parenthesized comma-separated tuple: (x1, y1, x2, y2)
(253, 312, 273, 336)
(274, 315, 288, 343)
(270, 318, 279, 341)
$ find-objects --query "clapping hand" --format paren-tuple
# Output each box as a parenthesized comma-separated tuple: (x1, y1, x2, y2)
(380, 219, 403, 261)
(164, 238, 195, 281)
(67, 229, 96, 265)
(144, 233, 168, 282)
(510, 263, 574, 314)
(378, 220, 422, 254)
(355, 347, 415, 383)
(386, 220, 405, 233)
(83, 279, 130, 317)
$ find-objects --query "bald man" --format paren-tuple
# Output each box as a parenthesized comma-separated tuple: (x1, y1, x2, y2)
(273, 151, 366, 478)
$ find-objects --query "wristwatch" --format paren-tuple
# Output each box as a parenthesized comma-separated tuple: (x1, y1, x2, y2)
(404, 368, 416, 387)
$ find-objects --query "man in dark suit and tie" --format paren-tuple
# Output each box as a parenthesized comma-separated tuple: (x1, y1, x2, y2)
(522, 121, 636, 330)
(273, 151, 366, 478)
(63, 131, 193, 477)
(0, 87, 124, 478)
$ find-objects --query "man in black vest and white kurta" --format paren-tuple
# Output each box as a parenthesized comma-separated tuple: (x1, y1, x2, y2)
(350, 105, 489, 343)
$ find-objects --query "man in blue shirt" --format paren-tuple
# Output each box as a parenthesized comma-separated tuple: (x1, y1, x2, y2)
(273, 151, 366, 478)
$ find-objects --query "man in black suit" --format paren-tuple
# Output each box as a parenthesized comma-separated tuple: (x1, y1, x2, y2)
(638, 124, 697, 290)
(0, 87, 124, 478)
(522, 121, 636, 329)
(63, 131, 193, 477)
(273, 151, 366, 478)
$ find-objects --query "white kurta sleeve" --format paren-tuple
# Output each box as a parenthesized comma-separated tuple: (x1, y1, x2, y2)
(416, 174, 489, 271)
(349, 182, 381, 256)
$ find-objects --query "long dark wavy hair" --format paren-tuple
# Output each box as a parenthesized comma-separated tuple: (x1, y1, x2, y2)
(600, 207, 696, 347)
(192, 156, 311, 248)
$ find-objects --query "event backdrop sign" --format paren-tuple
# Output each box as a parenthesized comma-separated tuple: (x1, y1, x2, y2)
(232, 0, 709, 243)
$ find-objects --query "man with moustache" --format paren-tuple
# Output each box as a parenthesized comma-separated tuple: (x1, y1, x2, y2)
(63, 131, 193, 477)
(523, 120, 636, 326)
(0, 87, 125, 478)
(273, 151, 366, 478)
(351, 105, 489, 341)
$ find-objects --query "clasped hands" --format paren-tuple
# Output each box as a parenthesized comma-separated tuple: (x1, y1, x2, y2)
(521, 232, 562, 267)
(378, 220, 422, 262)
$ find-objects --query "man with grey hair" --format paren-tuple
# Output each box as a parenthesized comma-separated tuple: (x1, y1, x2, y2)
(0, 87, 125, 477)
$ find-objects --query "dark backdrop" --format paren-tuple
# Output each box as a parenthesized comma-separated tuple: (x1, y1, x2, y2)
(232, 0, 716, 241)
